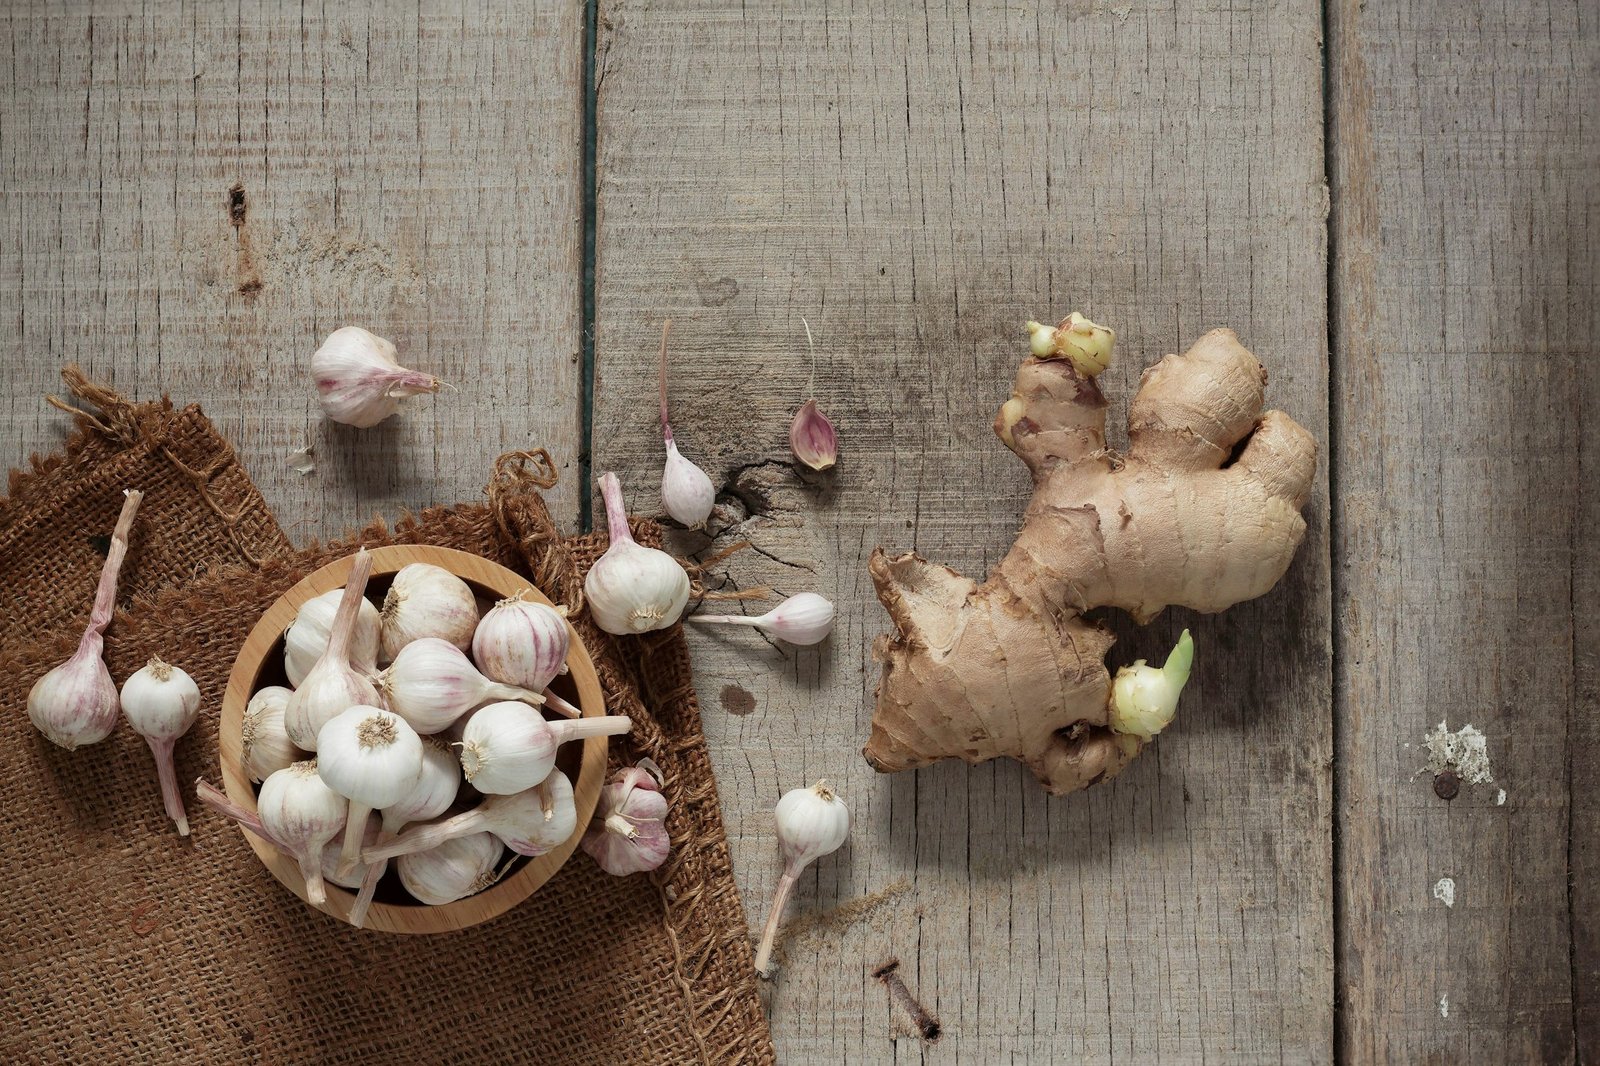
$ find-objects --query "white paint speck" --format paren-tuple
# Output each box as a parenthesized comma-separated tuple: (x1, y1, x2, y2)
(1421, 720, 1495, 786)
(1439, 993, 1449, 1018)
(1497, 788, 1507, 806)
(1432, 877, 1456, 907)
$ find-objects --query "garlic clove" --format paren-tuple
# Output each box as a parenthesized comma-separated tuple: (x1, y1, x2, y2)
(584, 473, 691, 635)
(689, 591, 836, 646)
(581, 766, 671, 876)
(661, 439, 717, 528)
(379, 563, 479, 662)
(120, 656, 202, 835)
(471, 594, 572, 693)
(788, 399, 838, 471)
(241, 687, 304, 783)
(311, 326, 443, 428)
(1108, 629, 1194, 741)
(284, 589, 381, 687)
(396, 831, 505, 905)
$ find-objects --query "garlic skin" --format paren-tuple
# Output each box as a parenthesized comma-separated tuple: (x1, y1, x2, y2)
(315, 706, 424, 878)
(379, 563, 479, 661)
(311, 326, 443, 428)
(28, 489, 142, 750)
(285, 550, 381, 750)
(378, 637, 544, 734)
(365, 769, 578, 863)
(754, 780, 851, 976)
(689, 592, 836, 646)
(350, 736, 460, 928)
(241, 687, 303, 783)
(396, 831, 504, 905)
(585, 472, 690, 635)
(257, 760, 347, 907)
(581, 766, 670, 876)
(458, 700, 632, 795)
(472, 594, 571, 693)
(661, 440, 716, 528)
(120, 657, 202, 836)
(284, 589, 381, 687)
(1108, 629, 1194, 742)
(789, 399, 838, 471)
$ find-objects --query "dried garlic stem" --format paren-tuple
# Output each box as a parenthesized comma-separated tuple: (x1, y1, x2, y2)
(752, 873, 797, 976)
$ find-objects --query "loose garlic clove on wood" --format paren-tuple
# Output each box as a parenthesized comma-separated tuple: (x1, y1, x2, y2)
(788, 399, 839, 471)
(120, 656, 201, 835)
(379, 562, 479, 661)
(689, 592, 836, 646)
(311, 326, 444, 428)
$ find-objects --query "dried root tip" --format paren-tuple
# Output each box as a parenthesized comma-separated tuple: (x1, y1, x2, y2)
(1108, 629, 1194, 741)
(1025, 313, 1114, 377)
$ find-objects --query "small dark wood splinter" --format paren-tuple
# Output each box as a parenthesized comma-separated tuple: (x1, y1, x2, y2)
(873, 958, 941, 1042)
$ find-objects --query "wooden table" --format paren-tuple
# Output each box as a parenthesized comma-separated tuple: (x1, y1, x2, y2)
(2, 3, 1593, 1062)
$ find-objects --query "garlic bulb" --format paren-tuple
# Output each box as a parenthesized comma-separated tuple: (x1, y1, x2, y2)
(378, 637, 544, 734)
(316, 706, 424, 878)
(581, 765, 670, 876)
(689, 592, 836, 646)
(284, 549, 381, 750)
(120, 657, 201, 836)
(471, 594, 571, 693)
(458, 700, 632, 795)
(28, 489, 142, 749)
(350, 736, 460, 927)
(257, 760, 347, 906)
(366, 769, 577, 863)
(753, 780, 851, 975)
(241, 686, 302, 783)
(789, 399, 838, 471)
(396, 831, 505, 905)
(311, 326, 443, 428)
(584, 472, 690, 635)
(284, 589, 381, 687)
(656, 320, 716, 527)
(379, 562, 479, 661)
(1108, 629, 1194, 741)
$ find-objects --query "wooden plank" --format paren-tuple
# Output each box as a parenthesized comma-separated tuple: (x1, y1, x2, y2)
(592, 2, 1331, 1061)
(1327, 0, 1595, 1059)
(0, 1, 585, 540)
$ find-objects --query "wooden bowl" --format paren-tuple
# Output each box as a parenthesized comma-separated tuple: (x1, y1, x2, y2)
(219, 545, 606, 934)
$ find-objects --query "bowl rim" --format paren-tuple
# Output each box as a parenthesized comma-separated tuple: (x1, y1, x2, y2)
(218, 544, 607, 934)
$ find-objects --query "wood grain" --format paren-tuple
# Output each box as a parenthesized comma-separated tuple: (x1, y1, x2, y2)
(0, 1, 585, 538)
(1327, 0, 1596, 1059)
(591, 1, 1332, 1061)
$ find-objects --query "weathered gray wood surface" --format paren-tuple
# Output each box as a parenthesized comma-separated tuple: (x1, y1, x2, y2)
(591, 1, 1333, 1061)
(1328, 0, 1596, 1061)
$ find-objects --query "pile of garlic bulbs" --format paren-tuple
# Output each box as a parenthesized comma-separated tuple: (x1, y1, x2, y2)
(208, 549, 635, 928)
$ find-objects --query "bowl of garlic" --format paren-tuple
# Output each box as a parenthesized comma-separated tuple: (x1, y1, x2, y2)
(216, 545, 621, 934)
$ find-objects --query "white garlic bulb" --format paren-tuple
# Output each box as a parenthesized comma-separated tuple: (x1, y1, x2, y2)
(284, 589, 381, 687)
(754, 780, 851, 975)
(120, 656, 202, 836)
(584, 472, 690, 635)
(458, 700, 632, 795)
(471, 594, 571, 693)
(257, 760, 347, 906)
(366, 770, 578, 863)
(284, 550, 381, 750)
(379, 562, 479, 661)
(349, 736, 461, 927)
(581, 765, 670, 876)
(315, 706, 424, 878)
(688, 592, 836, 646)
(241, 686, 302, 783)
(311, 326, 443, 428)
(378, 637, 544, 734)
(396, 831, 504, 905)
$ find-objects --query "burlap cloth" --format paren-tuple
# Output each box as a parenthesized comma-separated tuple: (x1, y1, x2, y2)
(0, 375, 775, 1065)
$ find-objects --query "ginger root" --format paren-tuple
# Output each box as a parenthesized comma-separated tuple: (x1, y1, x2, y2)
(866, 316, 1316, 794)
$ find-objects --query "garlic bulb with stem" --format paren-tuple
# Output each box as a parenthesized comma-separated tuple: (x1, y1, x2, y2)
(379, 562, 479, 661)
(284, 549, 381, 750)
(119, 656, 201, 835)
(753, 779, 851, 976)
(315, 705, 424, 878)
(241, 686, 302, 783)
(1108, 629, 1194, 741)
(657, 319, 716, 527)
(365, 769, 577, 863)
(688, 592, 836, 646)
(256, 760, 347, 906)
(312, 326, 444, 428)
(458, 700, 632, 795)
(284, 589, 381, 687)
(471, 593, 571, 693)
(27, 489, 142, 750)
(581, 765, 670, 876)
(584, 472, 691, 635)
(396, 831, 506, 905)
(350, 735, 460, 927)
(377, 636, 544, 734)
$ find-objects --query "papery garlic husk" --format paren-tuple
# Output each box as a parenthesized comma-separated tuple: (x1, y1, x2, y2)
(316, 706, 424, 877)
(689, 591, 836, 646)
(312, 326, 443, 428)
(661, 439, 715, 528)
(379, 562, 479, 661)
(284, 589, 381, 687)
(396, 831, 505, 906)
(754, 779, 851, 976)
(472, 594, 571, 693)
(120, 656, 201, 835)
(581, 766, 670, 876)
(1108, 629, 1194, 742)
(257, 760, 347, 907)
(458, 700, 632, 795)
(350, 736, 461, 927)
(365, 769, 577, 863)
(28, 489, 142, 749)
(378, 637, 544, 734)
(584, 472, 690, 636)
(284, 550, 381, 750)
(241, 686, 303, 783)
(788, 399, 838, 471)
